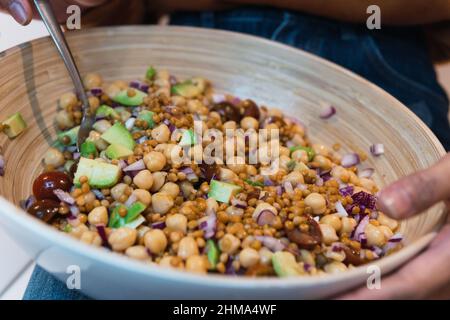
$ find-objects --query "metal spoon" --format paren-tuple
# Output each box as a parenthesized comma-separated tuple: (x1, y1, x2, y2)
(33, 0, 95, 150)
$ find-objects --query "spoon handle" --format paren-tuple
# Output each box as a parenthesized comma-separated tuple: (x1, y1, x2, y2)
(33, 0, 92, 148)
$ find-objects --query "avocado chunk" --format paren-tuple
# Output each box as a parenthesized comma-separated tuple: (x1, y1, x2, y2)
(1, 112, 27, 139)
(146, 66, 156, 80)
(208, 180, 242, 204)
(74, 157, 121, 188)
(206, 239, 220, 270)
(289, 146, 315, 161)
(171, 77, 206, 98)
(272, 251, 303, 277)
(96, 104, 119, 119)
(57, 126, 79, 146)
(137, 110, 155, 128)
(178, 129, 197, 146)
(109, 202, 146, 229)
(112, 89, 147, 106)
(80, 140, 97, 158)
(105, 143, 133, 160)
(101, 122, 136, 151)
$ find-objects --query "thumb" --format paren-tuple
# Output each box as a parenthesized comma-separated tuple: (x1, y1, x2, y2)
(378, 153, 450, 219)
(0, 0, 33, 25)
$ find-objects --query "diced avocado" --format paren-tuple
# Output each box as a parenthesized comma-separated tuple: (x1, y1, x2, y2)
(137, 110, 155, 128)
(289, 146, 315, 161)
(112, 89, 147, 106)
(206, 239, 220, 270)
(80, 140, 97, 158)
(171, 77, 206, 98)
(146, 66, 156, 80)
(272, 251, 303, 277)
(125, 202, 146, 224)
(108, 202, 146, 229)
(74, 157, 121, 188)
(208, 180, 242, 204)
(105, 143, 133, 160)
(1, 112, 27, 139)
(178, 129, 196, 146)
(101, 122, 136, 150)
(57, 126, 79, 146)
(96, 104, 119, 119)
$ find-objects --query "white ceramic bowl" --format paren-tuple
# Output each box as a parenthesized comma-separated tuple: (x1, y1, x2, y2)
(0, 26, 446, 299)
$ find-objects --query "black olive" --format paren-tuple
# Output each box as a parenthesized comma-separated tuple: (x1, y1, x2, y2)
(32, 171, 73, 201)
(242, 99, 260, 119)
(199, 162, 219, 182)
(27, 199, 60, 223)
(211, 102, 242, 123)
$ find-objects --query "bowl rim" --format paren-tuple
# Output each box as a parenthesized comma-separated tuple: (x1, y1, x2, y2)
(0, 25, 446, 289)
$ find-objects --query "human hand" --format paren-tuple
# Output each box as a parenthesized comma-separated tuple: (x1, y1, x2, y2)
(0, 0, 106, 25)
(339, 153, 450, 299)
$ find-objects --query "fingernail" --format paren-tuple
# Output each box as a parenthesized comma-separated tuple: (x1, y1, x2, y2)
(379, 191, 405, 219)
(8, 1, 28, 25)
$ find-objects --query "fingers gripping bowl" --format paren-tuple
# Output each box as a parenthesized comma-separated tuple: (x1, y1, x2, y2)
(0, 26, 446, 299)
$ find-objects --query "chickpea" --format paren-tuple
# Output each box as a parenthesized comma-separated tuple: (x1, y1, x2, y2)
(314, 155, 332, 170)
(44, 148, 65, 167)
(132, 189, 152, 207)
(180, 181, 194, 198)
(88, 131, 108, 151)
(105, 83, 121, 98)
(151, 124, 170, 143)
(125, 245, 151, 261)
(56, 110, 74, 129)
(88, 206, 108, 225)
(144, 151, 167, 172)
(340, 217, 357, 235)
(331, 165, 350, 182)
(240, 116, 259, 130)
(282, 171, 304, 186)
(111, 183, 132, 201)
(227, 156, 246, 174)
(150, 171, 167, 192)
(320, 214, 342, 231)
(69, 224, 89, 239)
(108, 227, 137, 251)
(377, 212, 399, 231)
(279, 155, 292, 171)
(291, 134, 305, 146)
(259, 247, 273, 265)
(219, 168, 238, 182)
(319, 223, 339, 244)
(80, 230, 102, 246)
(185, 255, 208, 273)
(93, 120, 112, 133)
(378, 225, 394, 239)
(178, 236, 199, 259)
(365, 224, 387, 247)
(324, 261, 347, 274)
(223, 121, 236, 130)
(324, 247, 346, 262)
(206, 198, 218, 214)
(166, 213, 188, 234)
(218, 234, 241, 254)
(360, 178, 377, 193)
(136, 225, 150, 245)
(144, 229, 167, 254)
(160, 182, 180, 198)
(291, 150, 309, 163)
(239, 248, 260, 268)
(133, 170, 154, 190)
(159, 256, 183, 269)
(312, 144, 331, 157)
(59, 92, 77, 109)
(304, 193, 326, 214)
(348, 171, 360, 185)
(279, 146, 290, 157)
(299, 249, 315, 266)
(152, 192, 174, 214)
(83, 73, 102, 90)
(187, 99, 203, 113)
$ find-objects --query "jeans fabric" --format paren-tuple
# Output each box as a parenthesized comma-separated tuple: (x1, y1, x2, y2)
(23, 6, 449, 300)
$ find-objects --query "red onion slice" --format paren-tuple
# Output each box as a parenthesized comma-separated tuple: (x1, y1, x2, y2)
(341, 153, 360, 168)
(335, 200, 348, 217)
(151, 221, 166, 230)
(256, 210, 276, 226)
(352, 215, 369, 242)
(231, 198, 247, 209)
(211, 93, 226, 104)
(73, 152, 81, 160)
(0, 154, 5, 176)
(123, 159, 145, 172)
(124, 193, 137, 207)
(125, 117, 136, 130)
(199, 213, 217, 239)
(319, 104, 336, 119)
(255, 236, 286, 252)
(283, 181, 294, 195)
(370, 143, 384, 156)
(359, 168, 374, 178)
(388, 233, 403, 243)
(96, 224, 109, 247)
(69, 205, 79, 219)
(53, 189, 75, 205)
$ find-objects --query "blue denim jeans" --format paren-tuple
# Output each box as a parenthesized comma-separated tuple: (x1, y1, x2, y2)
(23, 6, 449, 300)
